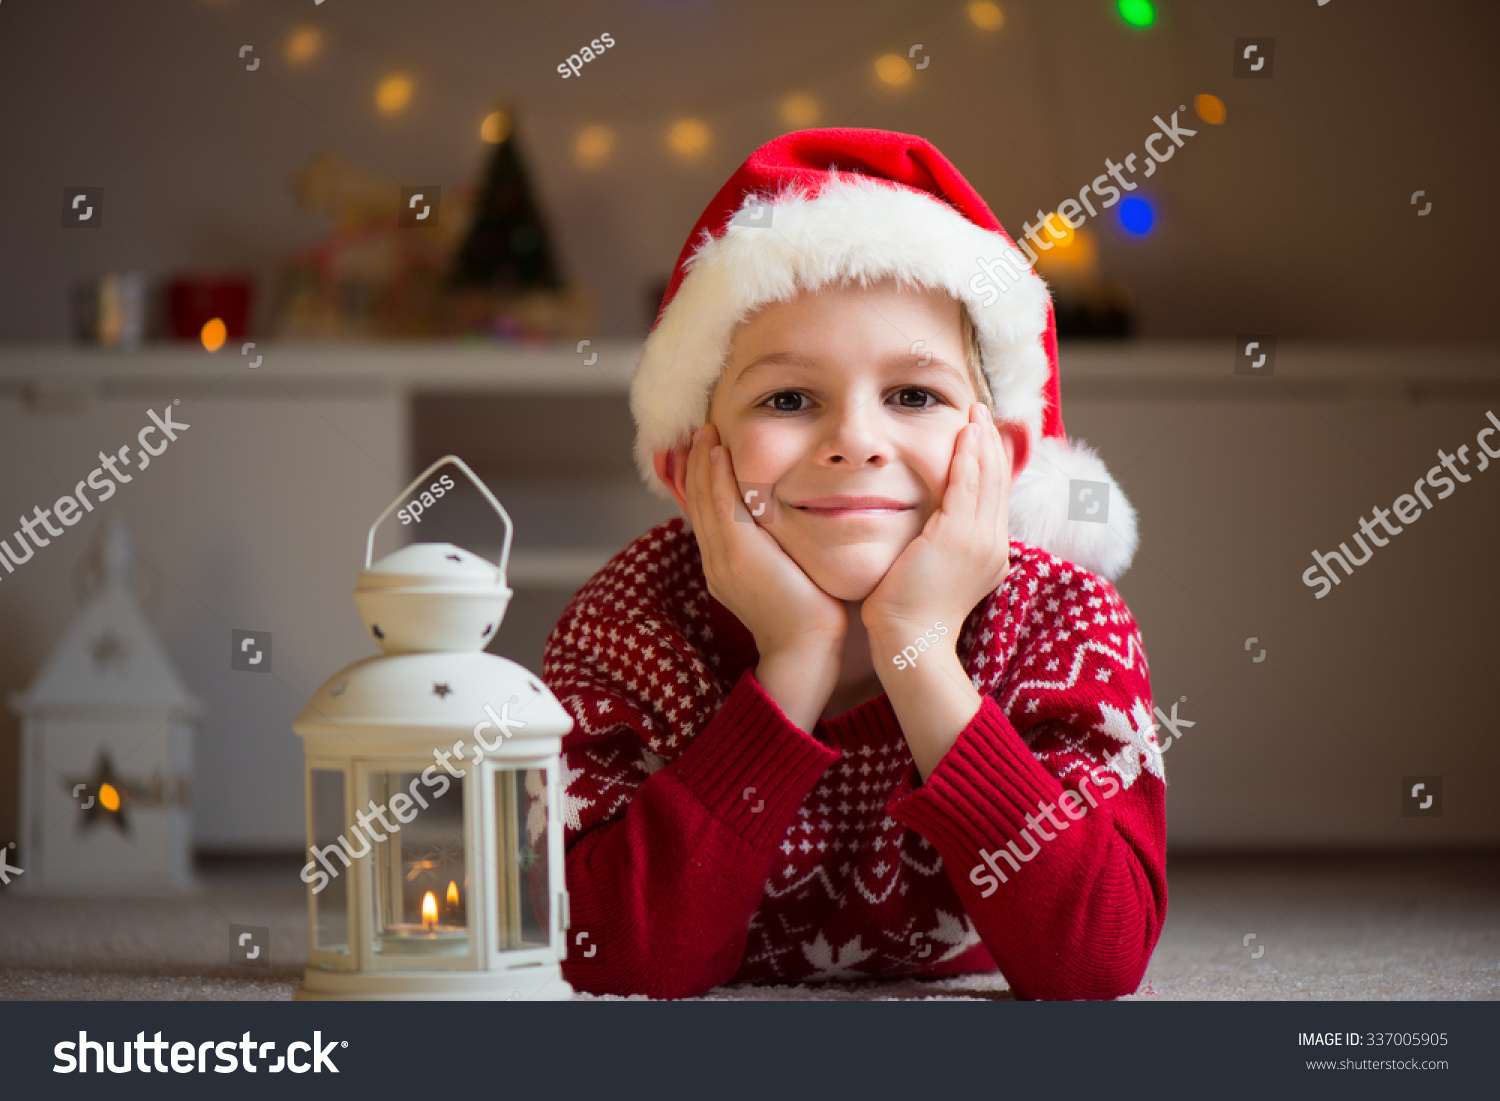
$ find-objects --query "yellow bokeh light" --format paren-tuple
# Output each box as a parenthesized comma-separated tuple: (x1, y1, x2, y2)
(875, 54, 913, 86)
(780, 93, 820, 128)
(99, 783, 121, 813)
(667, 118, 711, 160)
(376, 73, 413, 117)
(480, 109, 512, 144)
(1043, 212, 1076, 248)
(1194, 93, 1227, 125)
(968, 1, 1005, 31)
(1034, 220, 1098, 274)
(200, 318, 227, 352)
(285, 26, 322, 66)
(573, 124, 615, 169)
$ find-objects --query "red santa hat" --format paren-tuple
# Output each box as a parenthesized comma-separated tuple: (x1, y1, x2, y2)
(630, 127, 1138, 580)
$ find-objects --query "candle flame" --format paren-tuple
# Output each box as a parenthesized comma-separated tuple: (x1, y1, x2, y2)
(99, 783, 121, 812)
(446, 880, 459, 907)
(421, 891, 438, 928)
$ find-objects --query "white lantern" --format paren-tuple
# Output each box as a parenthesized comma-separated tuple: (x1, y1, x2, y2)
(292, 457, 575, 1001)
(7, 516, 200, 894)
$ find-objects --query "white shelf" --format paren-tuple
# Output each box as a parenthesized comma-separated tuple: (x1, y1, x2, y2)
(0, 340, 640, 397)
(0, 341, 1496, 400)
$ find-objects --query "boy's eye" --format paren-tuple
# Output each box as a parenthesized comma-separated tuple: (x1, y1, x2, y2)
(891, 387, 940, 409)
(762, 391, 807, 412)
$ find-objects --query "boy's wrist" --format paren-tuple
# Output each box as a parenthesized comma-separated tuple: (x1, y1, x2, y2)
(755, 647, 840, 734)
(756, 628, 845, 665)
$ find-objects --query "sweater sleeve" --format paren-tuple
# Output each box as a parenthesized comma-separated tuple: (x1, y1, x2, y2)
(556, 670, 840, 998)
(885, 578, 1168, 1001)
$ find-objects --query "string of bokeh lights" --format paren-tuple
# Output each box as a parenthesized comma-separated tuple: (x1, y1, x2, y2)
(189, 0, 1215, 351)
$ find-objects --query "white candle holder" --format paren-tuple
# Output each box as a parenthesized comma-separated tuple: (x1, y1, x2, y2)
(292, 456, 574, 1000)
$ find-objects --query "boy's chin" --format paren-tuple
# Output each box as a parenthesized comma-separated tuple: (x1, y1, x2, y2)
(796, 548, 901, 604)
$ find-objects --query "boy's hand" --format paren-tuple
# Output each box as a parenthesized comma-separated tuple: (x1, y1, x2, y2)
(862, 404, 1013, 663)
(685, 424, 847, 730)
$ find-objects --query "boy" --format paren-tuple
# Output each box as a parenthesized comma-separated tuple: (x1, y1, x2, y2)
(543, 128, 1165, 1000)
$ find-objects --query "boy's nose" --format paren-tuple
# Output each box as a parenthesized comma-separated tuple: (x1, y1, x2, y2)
(820, 402, 888, 466)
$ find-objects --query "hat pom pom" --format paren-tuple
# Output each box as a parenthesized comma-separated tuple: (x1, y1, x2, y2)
(1009, 436, 1138, 581)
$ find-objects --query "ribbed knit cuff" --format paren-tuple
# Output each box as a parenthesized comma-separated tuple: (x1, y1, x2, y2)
(671, 670, 841, 848)
(886, 696, 1067, 859)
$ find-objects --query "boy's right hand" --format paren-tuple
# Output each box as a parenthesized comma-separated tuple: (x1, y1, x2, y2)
(685, 424, 846, 730)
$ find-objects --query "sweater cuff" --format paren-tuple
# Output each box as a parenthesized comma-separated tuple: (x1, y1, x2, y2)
(671, 669, 841, 847)
(886, 696, 1067, 858)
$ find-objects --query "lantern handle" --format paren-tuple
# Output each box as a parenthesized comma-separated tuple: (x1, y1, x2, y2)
(364, 455, 513, 581)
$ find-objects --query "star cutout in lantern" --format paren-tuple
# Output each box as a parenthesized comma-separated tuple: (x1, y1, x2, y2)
(66, 751, 131, 834)
(90, 630, 130, 672)
(432, 682, 453, 699)
(405, 839, 464, 882)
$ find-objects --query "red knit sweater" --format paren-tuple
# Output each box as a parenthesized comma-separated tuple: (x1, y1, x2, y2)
(541, 518, 1167, 1000)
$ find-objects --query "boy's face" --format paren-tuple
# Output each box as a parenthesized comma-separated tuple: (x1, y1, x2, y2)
(701, 279, 989, 602)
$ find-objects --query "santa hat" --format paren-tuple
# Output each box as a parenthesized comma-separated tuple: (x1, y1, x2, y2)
(630, 127, 1138, 581)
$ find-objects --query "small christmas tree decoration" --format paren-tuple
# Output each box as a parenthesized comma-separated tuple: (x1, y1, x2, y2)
(448, 108, 562, 297)
(443, 108, 594, 341)
(292, 457, 575, 1000)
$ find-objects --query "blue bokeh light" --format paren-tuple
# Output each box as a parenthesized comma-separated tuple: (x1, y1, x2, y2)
(1118, 196, 1155, 235)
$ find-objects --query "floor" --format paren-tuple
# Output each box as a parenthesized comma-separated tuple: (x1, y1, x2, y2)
(2, 853, 1496, 1000)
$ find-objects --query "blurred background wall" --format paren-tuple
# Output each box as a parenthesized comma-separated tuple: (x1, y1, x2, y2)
(0, 0, 1497, 857)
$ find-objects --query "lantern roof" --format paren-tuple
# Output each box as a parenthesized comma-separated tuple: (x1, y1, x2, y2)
(8, 516, 200, 716)
(293, 650, 572, 743)
(357, 542, 509, 594)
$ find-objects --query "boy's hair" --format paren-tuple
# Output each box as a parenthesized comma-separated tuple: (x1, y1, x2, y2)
(959, 304, 993, 409)
(716, 285, 993, 411)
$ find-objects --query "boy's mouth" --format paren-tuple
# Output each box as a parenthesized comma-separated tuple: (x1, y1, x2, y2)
(788, 495, 915, 516)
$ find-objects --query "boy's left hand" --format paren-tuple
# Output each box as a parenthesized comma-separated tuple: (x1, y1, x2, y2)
(862, 403, 1014, 659)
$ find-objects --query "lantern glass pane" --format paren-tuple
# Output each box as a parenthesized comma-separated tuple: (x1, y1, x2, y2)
(309, 768, 348, 954)
(370, 770, 470, 961)
(496, 767, 550, 950)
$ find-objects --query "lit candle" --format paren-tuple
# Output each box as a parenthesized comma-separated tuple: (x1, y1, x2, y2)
(421, 890, 438, 931)
(446, 880, 459, 920)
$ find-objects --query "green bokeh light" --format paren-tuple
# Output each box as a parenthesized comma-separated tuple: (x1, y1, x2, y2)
(1118, 0, 1155, 28)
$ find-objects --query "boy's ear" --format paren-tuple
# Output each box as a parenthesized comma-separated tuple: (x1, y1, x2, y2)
(993, 417, 1032, 483)
(653, 446, 692, 512)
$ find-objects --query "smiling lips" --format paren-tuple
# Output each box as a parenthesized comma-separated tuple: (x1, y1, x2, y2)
(788, 495, 915, 517)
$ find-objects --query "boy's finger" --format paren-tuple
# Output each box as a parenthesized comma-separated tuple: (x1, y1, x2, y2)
(944, 420, 983, 522)
(973, 405, 1004, 530)
(697, 426, 743, 536)
(687, 427, 721, 540)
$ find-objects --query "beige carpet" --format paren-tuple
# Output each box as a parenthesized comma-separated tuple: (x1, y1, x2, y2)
(2, 853, 1496, 1000)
